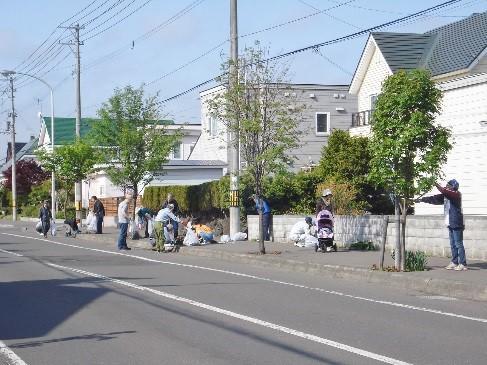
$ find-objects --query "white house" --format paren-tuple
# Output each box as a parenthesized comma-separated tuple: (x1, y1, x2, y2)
(192, 84, 357, 171)
(348, 12, 487, 215)
(37, 117, 226, 208)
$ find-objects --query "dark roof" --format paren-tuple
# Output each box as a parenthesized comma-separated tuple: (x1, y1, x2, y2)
(6, 142, 27, 162)
(372, 12, 487, 76)
(371, 32, 434, 73)
(424, 12, 487, 76)
(42, 117, 175, 145)
(1, 137, 39, 173)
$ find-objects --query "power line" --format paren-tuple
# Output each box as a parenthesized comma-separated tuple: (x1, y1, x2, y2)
(160, 0, 466, 103)
(83, 0, 207, 71)
(83, 0, 154, 41)
(13, 0, 101, 71)
(297, 0, 361, 29)
(239, 0, 357, 39)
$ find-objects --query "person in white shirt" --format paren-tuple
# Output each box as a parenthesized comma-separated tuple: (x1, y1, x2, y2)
(153, 204, 180, 252)
(117, 194, 133, 250)
(289, 217, 314, 247)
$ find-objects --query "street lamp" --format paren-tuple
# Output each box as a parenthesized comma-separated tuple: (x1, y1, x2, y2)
(1, 70, 55, 219)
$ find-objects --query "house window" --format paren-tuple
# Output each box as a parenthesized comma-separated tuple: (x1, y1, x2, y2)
(370, 94, 378, 111)
(209, 117, 218, 137)
(99, 185, 105, 197)
(316, 112, 330, 135)
(171, 144, 182, 160)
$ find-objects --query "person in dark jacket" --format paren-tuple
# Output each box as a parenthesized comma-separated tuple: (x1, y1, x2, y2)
(251, 194, 272, 241)
(418, 179, 467, 271)
(162, 193, 180, 236)
(39, 200, 52, 238)
(137, 206, 154, 238)
(92, 196, 105, 234)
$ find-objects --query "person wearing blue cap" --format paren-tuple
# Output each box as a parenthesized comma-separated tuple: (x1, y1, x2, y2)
(418, 179, 467, 271)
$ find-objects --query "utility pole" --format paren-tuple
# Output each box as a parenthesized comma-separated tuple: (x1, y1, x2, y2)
(229, 0, 240, 237)
(8, 76, 17, 221)
(61, 23, 84, 222)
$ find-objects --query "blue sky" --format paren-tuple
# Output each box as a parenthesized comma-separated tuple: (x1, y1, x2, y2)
(1, 0, 486, 158)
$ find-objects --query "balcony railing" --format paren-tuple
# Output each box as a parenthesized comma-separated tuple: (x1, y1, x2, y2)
(352, 110, 373, 127)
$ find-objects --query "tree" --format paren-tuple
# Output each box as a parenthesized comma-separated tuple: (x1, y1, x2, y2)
(317, 129, 393, 214)
(208, 44, 302, 253)
(3, 159, 49, 196)
(90, 85, 180, 221)
(37, 140, 99, 218)
(368, 69, 452, 270)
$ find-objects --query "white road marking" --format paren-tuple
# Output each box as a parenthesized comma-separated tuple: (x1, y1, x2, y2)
(47, 262, 412, 365)
(0, 248, 23, 257)
(2, 232, 487, 324)
(0, 340, 29, 365)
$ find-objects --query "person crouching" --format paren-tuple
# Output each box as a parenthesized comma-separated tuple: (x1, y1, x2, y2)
(154, 203, 180, 252)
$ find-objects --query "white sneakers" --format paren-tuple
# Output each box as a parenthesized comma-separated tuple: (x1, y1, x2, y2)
(445, 262, 468, 271)
(445, 262, 457, 270)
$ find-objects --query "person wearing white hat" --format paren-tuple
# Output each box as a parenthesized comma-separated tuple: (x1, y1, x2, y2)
(316, 188, 333, 215)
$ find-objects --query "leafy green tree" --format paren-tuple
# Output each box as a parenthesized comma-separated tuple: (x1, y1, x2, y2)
(37, 140, 99, 218)
(368, 69, 451, 270)
(317, 129, 393, 214)
(90, 85, 180, 220)
(208, 44, 303, 253)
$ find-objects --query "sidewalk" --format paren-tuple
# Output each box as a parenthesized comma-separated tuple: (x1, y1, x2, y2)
(5, 221, 487, 301)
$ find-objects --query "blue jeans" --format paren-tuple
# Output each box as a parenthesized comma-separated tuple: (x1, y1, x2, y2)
(118, 223, 128, 249)
(448, 228, 466, 266)
(199, 232, 214, 242)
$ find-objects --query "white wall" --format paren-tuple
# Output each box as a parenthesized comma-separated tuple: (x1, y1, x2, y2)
(416, 76, 487, 215)
(357, 47, 392, 113)
(190, 88, 228, 163)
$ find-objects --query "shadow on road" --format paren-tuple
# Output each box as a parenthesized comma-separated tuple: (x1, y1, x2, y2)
(10, 331, 137, 349)
(0, 277, 107, 340)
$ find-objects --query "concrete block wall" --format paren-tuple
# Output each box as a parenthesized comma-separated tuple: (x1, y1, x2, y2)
(247, 214, 487, 260)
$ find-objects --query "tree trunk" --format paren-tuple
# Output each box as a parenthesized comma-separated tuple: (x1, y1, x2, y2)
(394, 195, 401, 271)
(258, 197, 265, 254)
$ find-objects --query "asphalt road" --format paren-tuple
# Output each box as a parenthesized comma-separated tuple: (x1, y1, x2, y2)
(1, 229, 486, 365)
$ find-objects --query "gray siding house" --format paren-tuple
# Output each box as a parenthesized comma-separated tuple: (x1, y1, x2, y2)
(194, 84, 357, 172)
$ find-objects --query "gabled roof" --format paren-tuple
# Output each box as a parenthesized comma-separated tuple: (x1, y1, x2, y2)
(370, 32, 434, 73)
(41, 117, 175, 145)
(350, 11, 487, 94)
(1, 137, 39, 174)
(424, 12, 487, 76)
(6, 142, 27, 162)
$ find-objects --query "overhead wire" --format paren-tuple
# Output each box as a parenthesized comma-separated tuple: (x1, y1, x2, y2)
(160, 0, 466, 104)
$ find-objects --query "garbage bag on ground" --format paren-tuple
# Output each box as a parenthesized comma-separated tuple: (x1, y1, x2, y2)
(219, 234, 231, 243)
(231, 232, 247, 241)
(183, 228, 199, 246)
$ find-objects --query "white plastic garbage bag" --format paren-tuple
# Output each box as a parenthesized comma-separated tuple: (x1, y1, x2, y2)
(183, 228, 199, 246)
(35, 220, 42, 233)
(51, 221, 57, 236)
(147, 219, 154, 237)
(86, 211, 97, 233)
(231, 232, 247, 241)
(220, 234, 231, 243)
(303, 234, 318, 248)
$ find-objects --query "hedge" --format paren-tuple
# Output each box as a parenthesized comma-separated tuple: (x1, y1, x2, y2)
(142, 176, 230, 214)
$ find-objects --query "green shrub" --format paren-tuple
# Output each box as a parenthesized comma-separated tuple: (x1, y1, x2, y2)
(349, 241, 376, 251)
(20, 205, 39, 218)
(391, 250, 428, 271)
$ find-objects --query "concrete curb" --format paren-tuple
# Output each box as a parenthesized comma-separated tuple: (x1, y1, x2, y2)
(177, 247, 487, 302)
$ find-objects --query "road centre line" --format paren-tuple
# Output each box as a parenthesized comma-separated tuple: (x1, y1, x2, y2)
(0, 340, 28, 365)
(47, 261, 412, 365)
(2, 233, 487, 325)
